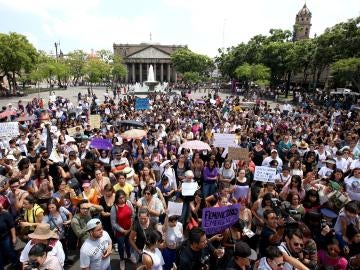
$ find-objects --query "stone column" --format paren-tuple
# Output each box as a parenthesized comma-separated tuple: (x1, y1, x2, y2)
(160, 63, 164, 82)
(132, 63, 135, 83)
(139, 63, 142, 82)
(153, 63, 157, 81)
(167, 64, 171, 82)
(146, 63, 149, 80)
(174, 71, 177, 83)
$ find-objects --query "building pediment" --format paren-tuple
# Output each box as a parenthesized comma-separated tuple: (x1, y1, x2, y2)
(128, 46, 171, 59)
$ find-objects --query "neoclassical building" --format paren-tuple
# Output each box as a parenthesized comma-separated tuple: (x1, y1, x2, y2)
(113, 43, 186, 83)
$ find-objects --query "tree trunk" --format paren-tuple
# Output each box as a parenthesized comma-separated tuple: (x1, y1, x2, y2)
(12, 71, 17, 95)
(285, 72, 291, 98)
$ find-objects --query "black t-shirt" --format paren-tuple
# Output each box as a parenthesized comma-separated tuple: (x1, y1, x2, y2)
(178, 241, 211, 270)
(0, 211, 14, 238)
(133, 219, 157, 250)
(259, 225, 280, 257)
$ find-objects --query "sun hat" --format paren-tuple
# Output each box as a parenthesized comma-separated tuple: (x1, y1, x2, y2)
(234, 241, 257, 260)
(86, 218, 102, 231)
(160, 160, 171, 167)
(28, 223, 59, 240)
(123, 167, 135, 178)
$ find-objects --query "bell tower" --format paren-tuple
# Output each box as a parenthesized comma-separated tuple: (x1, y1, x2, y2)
(294, 3, 312, 40)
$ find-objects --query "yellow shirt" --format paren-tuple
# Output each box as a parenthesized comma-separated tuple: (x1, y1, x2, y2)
(113, 182, 134, 198)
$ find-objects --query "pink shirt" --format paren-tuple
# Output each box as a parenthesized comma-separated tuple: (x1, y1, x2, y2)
(317, 250, 348, 270)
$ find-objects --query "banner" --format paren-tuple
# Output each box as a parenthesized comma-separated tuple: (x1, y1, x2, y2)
(89, 115, 101, 129)
(135, 98, 150, 110)
(254, 166, 277, 182)
(90, 138, 112, 150)
(213, 133, 236, 148)
(202, 203, 240, 235)
(0, 122, 19, 138)
(228, 147, 249, 161)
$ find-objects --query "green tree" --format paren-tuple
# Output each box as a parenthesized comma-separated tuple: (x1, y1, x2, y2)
(67, 50, 87, 85)
(171, 48, 214, 77)
(235, 63, 270, 89)
(331, 57, 360, 91)
(84, 58, 110, 89)
(0, 32, 38, 94)
(111, 55, 127, 85)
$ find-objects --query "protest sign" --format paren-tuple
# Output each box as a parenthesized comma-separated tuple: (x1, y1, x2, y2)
(202, 203, 240, 235)
(233, 186, 249, 200)
(90, 138, 112, 150)
(0, 122, 19, 138)
(213, 133, 236, 148)
(228, 147, 249, 161)
(135, 98, 150, 110)
(67, 126, 83, 137)
(89, 115, 101, 129)
(254, 166, 277, 182)
(168, 201, 183, 216)
(181, 182, 198, 196)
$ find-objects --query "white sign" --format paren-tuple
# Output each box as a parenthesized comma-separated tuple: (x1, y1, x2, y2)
(168, 201, 183, 216)
(181, 182, 199, 196)
(254, 166, 277, 182)
(213, 133, 236, 148)
(0, 122, 19, 138)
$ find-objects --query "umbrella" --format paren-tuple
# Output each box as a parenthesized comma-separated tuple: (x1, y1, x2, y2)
(180, 140, 211, 151)
(121, 129, 147, 140)
(0, 110, 17, 119)
(16, 115, 36, 122)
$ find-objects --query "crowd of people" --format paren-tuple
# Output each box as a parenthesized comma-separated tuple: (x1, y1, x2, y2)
(0, 88, 359, 270)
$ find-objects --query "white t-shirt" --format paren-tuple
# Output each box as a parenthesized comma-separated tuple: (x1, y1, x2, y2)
(20, 240, 65, 266)
(80, 231, 112, 270)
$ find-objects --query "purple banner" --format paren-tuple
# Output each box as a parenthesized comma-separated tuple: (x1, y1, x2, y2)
(90, 138, 112, 150)
(202, 203, 240, 235)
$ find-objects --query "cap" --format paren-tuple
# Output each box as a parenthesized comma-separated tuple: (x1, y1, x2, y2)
(234, 241, 257, 260)
(86, 218, 101, 231)
(271, 149, 278, 153)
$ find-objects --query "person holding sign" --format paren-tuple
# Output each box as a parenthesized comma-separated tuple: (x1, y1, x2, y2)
(179, 170, 199, 223)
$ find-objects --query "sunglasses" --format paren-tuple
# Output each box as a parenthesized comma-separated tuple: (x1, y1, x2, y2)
(293, 243, 304, 248)
(144, 192, 151, 195)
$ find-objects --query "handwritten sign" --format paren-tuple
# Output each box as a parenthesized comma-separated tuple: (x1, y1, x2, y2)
(181, 182, 198, 196)
(202, 203, 240, 235)
(90, 138, 112, 150)
(213, 133, 236, 148)
(89, 115, 101, 129)
(0, 122, 19, 138)
(168, 201, 183, 217)
(135, 98, 150, 110)
(228, 147, 249, 161)
(254, 166, 277, 182)
(67, 126, 83, 137)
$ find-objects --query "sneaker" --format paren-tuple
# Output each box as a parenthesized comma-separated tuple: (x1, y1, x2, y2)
(114, 243, 118, 252)
(120, 260, 125, 270)
(129, 253, 137, 264)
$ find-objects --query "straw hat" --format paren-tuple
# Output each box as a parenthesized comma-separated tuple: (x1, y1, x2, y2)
(28, 223, 59, 240)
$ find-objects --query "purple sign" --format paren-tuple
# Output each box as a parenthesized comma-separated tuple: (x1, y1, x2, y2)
(202, 203, 240, 235)
(233, 186, 249, 201)
(90, 138, 112, 150)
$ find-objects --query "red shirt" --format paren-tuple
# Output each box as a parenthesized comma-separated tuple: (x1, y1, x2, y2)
(116, 204, 132, 237)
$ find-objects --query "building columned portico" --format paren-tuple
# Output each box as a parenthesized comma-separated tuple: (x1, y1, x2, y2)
(113, 43, 186, 83)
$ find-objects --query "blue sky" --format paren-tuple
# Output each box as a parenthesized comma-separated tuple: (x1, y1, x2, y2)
(0, 0, 359, 57)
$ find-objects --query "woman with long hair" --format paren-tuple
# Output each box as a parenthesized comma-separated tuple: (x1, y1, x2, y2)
(162, 214, 183, 270)
(191, 152, 204, 183)
(289, 158, 304, 178)
(99, 183, 115, 248)
(136, 186, 164, 223)
(111, 190, 135, 270)
(202, 159, 219, 198)
(28, 243, 62, 270)
(142, 230, 165, 270)
(279, 175, 306, 201)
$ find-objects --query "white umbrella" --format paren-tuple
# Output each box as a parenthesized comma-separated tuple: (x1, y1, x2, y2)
(180, 140, 211, 151)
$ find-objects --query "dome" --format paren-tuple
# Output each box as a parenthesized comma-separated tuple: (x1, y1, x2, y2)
(297, 4, 311, 16)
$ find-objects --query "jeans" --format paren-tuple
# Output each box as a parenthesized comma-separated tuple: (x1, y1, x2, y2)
(0, 235, 19, 269)
(116, 235, 131, 260)
(203, 182, 217, 198)
(180, 201, 190, 224)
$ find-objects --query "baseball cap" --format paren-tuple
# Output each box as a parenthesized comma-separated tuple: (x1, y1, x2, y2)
(271, 149, 278, 153)
(234, 241, 257, 260)
(86, 218, 101, 231)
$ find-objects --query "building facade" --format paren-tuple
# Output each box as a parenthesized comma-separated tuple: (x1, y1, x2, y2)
(293, 4, 312, 40)
(113, 43, 186, 83)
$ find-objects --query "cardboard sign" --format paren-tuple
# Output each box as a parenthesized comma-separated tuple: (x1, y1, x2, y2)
(168, 201, 183, 217)
(67, 126, 83, 137)
(89, 115, 101, 129)
(228, 147, 249, 161)
(254, 166, 277, 182)
(202, 203, 240, 235)
(135, 98, 150, 110)
(213, 133, 236, 148)
(0, 122, 19, 138)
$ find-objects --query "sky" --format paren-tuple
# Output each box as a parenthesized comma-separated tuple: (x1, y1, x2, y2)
(0, 0, 359, 57)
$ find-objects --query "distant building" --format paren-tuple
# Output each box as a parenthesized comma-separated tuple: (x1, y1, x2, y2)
(293, 3, 312, 40)
(113, 43, 186, 83)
